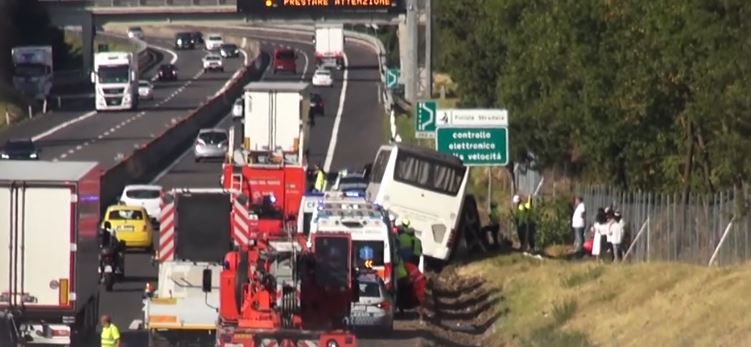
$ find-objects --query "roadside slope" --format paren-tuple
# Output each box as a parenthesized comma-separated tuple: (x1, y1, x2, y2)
(453, 254, 751, 347)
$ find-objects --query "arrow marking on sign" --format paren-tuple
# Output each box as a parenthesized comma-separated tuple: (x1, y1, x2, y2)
(419, 102, 435, 131)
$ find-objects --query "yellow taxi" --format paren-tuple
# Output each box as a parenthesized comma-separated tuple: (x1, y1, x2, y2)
(101, 204, 153, 251)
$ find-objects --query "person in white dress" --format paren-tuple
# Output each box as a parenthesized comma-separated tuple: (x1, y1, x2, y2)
(591, 208, 608, 262)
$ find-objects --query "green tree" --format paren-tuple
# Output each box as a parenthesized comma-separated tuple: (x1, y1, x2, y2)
(436, 0, 751, 193)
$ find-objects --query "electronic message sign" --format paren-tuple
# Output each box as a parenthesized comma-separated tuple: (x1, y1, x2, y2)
(238, 0, 405, 14)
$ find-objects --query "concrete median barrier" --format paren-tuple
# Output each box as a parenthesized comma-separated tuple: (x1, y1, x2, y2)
(99, 42, 266, 212)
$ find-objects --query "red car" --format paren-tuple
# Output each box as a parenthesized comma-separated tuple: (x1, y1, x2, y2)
(273, 48, 297, 74)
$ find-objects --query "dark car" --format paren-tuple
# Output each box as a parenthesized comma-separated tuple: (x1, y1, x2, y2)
(157, 64, 178, 81)
(0, 138, 39, 160)
(174, 32, 194, 49)
(190, 32, 204, 46)
(310, 93, 324, 116)
(220, 43, 240, 58)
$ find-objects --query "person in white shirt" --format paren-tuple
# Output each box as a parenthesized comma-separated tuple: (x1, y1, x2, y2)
(571, 196, 586, 255)
(608, 210, 625, 262)
(591, 208, 608, 262)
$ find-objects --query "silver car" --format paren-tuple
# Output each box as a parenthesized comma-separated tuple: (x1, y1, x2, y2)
(194, 128, 228, 162)
(351, 272, 394, 332)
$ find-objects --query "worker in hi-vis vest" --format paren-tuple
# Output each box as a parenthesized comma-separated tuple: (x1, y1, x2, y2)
(314, 162, 326, 192)
(100, 314, 120, 347)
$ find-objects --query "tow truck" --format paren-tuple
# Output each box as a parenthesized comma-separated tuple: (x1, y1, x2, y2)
(142, 188, 236, 346)
(212, 229, 357, 347)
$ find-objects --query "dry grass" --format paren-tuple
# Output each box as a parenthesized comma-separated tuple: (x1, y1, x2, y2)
(458, 254, 751, 347)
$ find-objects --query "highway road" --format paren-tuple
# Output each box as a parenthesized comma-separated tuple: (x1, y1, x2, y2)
(145, 28, 417, 347)
(2, 27, 413, 346)
(0, 34, 244, 168)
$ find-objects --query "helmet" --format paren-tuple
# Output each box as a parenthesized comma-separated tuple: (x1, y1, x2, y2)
(401, 218, 411, 228)
(512, 195, 521, 204)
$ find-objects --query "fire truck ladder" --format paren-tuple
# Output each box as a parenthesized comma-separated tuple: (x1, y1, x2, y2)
(231, 166, 244, 193)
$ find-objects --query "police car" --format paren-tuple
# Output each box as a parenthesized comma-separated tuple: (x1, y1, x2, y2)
(332, 169, 368, 196)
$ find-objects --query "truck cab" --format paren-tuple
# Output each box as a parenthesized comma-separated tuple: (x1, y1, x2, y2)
(273, 48, 297, 74)
(91, 52, 139, 111)
(11, 46, 53, 101)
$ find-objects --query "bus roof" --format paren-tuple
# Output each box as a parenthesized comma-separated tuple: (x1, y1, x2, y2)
(388, 142, 466, 167)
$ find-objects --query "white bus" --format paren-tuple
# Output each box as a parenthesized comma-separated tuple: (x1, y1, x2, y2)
(309, 206, 398, 291)
(366, 143, 469, 263)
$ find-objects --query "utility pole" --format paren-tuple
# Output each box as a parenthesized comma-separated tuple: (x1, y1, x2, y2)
(424, 0, 432, 99)
(403, 0, 419, 103)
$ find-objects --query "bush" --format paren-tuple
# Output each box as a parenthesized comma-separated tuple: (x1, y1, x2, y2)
(532, 194, 573, 249)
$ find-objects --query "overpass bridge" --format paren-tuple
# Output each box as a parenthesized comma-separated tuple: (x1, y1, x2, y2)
(40, 0, 407, 70)
(40, 0, 429, 101)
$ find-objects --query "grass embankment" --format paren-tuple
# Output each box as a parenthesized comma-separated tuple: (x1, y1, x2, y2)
(460, 253, 751, 347)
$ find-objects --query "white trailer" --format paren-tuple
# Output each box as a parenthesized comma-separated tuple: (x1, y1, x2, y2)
(11, 46, 53, 101)
(314, 24, 344, 70)
(91, 51, 139, 111)
(0, 161, 101, 346)
(241, 81, 311, 166)
(144, 189, 233, 346)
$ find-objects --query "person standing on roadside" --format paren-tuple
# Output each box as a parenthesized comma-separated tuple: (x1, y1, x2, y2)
(571, 196, 586, 256)
(591, 208, 608, 262)
(100, 314, 120, 347)
(313, 162, 326, 192)
(513, 195, 535, 252)
(608, 210, 625, 262)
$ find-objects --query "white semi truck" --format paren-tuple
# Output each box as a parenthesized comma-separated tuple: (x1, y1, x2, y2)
(11, 46, 53, 101)
(0, 161, 102, 346)
(143, 189, 233, 347)
(91, 51, 139, 111)
(314, 24, 344, 70)
(239, 81, 311, 166)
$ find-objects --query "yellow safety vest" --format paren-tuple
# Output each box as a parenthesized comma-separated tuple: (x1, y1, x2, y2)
(314, 170, 325, 191)
(101, 324, 120, 347)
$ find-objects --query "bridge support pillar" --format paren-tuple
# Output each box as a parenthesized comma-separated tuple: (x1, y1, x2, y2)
(81, 12, 95, 72)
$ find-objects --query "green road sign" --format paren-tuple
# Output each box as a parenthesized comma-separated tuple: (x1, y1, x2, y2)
(436, 127, 509, 166)
(415, 100, 437, 138)
(386, 69, 400, 89)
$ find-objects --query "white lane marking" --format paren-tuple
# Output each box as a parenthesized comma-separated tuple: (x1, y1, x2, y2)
(323, 52, 350, 172)
(31, 111, 96, 141)
(150, 47, 270, 184)
(32, 40, 179, 142)
(149, 144, 194, 184)
(298, 49, 310, 82)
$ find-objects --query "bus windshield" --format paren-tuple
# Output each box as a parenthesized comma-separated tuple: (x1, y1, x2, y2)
(98, 65, 130, 84)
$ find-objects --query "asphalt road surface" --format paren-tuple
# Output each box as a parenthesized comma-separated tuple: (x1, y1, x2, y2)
(142, 28, 417, 347)
(1, 28, 413, 346)
(0, 34, 244, 168)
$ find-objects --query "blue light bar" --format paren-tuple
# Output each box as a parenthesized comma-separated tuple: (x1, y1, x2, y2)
(344, 190, 365, 198)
